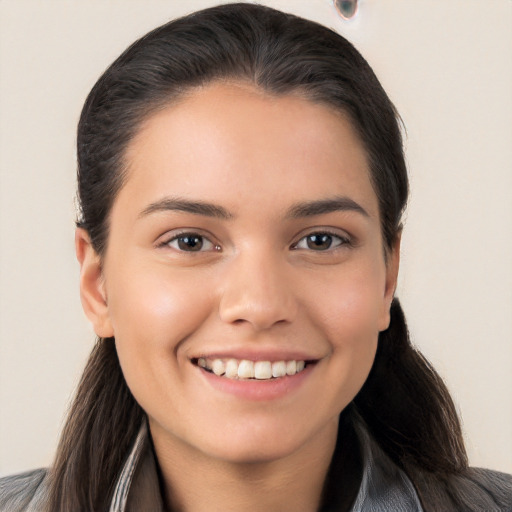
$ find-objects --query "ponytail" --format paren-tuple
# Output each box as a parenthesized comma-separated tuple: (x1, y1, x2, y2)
(354, 298, 468, 473)
(351, 299, 470, 509)
(46, 338, 143, 512)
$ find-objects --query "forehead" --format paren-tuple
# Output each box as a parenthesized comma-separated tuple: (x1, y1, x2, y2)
(119, 81, 378, 220)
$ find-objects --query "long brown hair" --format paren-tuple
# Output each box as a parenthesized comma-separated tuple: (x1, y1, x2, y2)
(48, 4, 468, 510)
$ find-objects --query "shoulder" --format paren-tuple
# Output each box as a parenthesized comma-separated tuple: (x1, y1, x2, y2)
(414, 466, 512, 511)
(461, 467, 512, 509)
(0, 469, 48, 512)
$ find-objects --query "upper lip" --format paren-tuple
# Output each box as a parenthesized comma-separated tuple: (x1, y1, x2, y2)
(189, 347, 323, 362)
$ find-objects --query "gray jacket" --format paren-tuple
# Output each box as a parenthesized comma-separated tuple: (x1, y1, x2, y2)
(1, 421, 511, 511)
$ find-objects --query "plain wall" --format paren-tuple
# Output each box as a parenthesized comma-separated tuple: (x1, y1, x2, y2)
(1, 0, 511, 476)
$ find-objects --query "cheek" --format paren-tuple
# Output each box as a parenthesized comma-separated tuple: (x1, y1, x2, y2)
(306, 261, 386, 343)
(108, 261, 211, 336)
(105, 262, 214, 382)
(300, 262, 384, 399)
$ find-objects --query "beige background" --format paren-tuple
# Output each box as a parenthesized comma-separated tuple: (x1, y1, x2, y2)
(1, 0, 511, 476)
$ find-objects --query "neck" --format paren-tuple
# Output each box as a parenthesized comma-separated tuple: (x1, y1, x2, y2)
(150, 418, 340, 512)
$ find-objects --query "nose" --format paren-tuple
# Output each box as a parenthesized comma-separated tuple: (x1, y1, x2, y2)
(218, 250, 298, 331)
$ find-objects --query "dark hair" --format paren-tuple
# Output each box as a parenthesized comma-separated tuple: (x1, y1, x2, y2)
(48, 3, 467, 510)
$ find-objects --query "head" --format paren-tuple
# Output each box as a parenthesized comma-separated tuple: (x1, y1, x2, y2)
(75, 3, 407, 465)
(51, 6, 470, 511)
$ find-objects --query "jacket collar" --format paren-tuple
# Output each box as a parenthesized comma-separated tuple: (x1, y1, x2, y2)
(109, 419, 423, 512)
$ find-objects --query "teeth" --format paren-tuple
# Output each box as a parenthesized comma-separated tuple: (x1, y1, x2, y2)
(197, 357, 308, 380)
(254, 361, 272, 379)
(212, 359, 226, 376)
(286, 360, 297, 376)
(238, 360, 255, 379)
(272, 361, 286, 378)
(225, 359, 239, 378)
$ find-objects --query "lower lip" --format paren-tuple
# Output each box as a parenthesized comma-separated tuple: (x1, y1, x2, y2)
(197, 364, 315, 401)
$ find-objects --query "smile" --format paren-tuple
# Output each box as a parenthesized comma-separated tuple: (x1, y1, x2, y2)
(193, 357, 309, 380)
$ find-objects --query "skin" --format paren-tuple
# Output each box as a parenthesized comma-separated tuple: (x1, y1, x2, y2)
(76, 82, 399, 512)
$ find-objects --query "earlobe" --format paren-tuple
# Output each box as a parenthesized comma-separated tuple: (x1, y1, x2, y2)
(378, 233, 401, 332)
(75, 228, 114, 338)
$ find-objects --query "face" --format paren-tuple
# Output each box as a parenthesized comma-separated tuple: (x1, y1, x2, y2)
(78, 82, 398, 465)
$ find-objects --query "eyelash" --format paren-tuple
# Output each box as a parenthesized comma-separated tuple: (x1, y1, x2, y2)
(158, 230, 352, 253)
(291, 230, 352, 252)
(158, 231, 220, 253)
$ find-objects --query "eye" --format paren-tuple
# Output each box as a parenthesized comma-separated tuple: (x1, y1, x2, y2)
(164, 232, 218, 252)
(293, 231, 350, 251)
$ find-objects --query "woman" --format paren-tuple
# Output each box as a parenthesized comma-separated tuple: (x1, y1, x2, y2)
(1, 3, 510, 511)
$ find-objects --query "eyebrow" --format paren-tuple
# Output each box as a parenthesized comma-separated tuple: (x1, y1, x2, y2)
(286, 196, 369, 219)
(138, 195, 369, 221)
(139, 197, 233, 220)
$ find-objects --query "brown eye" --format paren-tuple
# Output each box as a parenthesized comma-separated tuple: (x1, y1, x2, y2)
(306, 234, 333, 250)
(177, 235, 203, 251)
(294, 232, 349, 251)
(166, 233, 216, 252)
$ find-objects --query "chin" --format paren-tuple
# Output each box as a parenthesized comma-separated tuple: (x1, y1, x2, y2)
(205, 437, 303, 465)
(195, 416, 336, 465)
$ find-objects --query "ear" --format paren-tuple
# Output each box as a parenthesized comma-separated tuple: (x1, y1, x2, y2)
(378, 232, 401, 332)
(75, 228, 114, 337)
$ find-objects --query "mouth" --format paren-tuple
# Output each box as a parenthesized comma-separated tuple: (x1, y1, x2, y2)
(191, 357, 317, 380)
